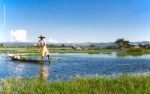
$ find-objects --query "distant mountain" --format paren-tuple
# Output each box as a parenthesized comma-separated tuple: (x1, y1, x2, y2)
(132, 41, 150, 45)
(0, 41, 150, 47)
(0, 42, 33, 46)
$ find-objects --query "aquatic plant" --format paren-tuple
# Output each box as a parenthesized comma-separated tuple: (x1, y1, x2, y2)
(117, 48, 150, 57)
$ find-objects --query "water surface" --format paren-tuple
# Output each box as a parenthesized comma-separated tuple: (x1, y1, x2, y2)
(0, 53, 150, 80)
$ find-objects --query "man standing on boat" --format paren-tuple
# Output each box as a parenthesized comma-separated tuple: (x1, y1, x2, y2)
(37, 35, 50, 63)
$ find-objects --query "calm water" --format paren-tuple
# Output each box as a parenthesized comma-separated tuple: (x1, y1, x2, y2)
(0, 53, 150, 80)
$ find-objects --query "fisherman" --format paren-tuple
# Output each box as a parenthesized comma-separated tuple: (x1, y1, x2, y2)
(37, 35, 50, 63)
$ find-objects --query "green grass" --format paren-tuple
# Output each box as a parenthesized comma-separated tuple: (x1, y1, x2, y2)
(1, 75, 150, 94)
(0, 48, 113, 55)
(23, 53, 40, 56)
(87, 51, 112, 55)
(12, 51, 112, 56)
(117, 52, 144, 56)
(117, 48, 150, 57)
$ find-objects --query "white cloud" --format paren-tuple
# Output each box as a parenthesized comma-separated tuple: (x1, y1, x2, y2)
(10, 29, 28, 42)
(66, 40, 73, 43)
(48, 38, 59, 43)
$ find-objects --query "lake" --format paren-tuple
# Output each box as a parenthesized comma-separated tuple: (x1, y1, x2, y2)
(0, 53, 150, 80)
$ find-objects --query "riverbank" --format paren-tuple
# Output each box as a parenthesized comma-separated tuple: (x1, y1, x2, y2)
(117, 48, 150, 56)
(2, 47, 150, 57)
(1, 75, 150, 94)
(0, 47, 113, 55)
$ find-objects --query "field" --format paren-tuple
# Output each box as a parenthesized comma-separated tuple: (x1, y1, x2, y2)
(0, 47, 112, 55)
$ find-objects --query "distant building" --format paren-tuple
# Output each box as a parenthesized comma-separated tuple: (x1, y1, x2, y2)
(71, 46, 82, 50)
(129, 43, 140, 48)
(76, 47, 82, 50)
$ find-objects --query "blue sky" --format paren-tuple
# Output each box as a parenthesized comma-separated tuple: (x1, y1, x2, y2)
(0, 0, 150, 42)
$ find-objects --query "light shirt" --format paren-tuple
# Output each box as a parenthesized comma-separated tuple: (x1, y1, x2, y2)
(38, 39, 46, 47)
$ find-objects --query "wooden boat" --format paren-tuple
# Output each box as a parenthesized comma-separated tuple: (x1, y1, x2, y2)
(6, 53, 49, 63)
(10, 57, 47, 63)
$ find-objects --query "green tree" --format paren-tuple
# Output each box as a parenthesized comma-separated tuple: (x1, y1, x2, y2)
(115, 39, 129, 49)
(61, 44, 66, 47)
(0, 44, 3, 47)
(89, 44, 96, 47)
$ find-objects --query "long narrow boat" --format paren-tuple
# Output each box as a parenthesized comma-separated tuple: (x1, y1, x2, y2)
(6, 53, 48, 63)
(10, 57, 47, 62)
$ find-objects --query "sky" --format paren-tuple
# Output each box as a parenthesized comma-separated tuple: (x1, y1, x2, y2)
(0, 0, 150, 43)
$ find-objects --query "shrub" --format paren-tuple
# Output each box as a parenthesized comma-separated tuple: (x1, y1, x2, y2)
(127, 48, 143, 53)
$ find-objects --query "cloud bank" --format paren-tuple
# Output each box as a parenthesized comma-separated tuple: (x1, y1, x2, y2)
(10, 29, 28, 42)
(48, 38, 59, 43)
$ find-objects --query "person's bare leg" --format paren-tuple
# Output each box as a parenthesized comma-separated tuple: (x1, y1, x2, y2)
(40, 56, 44, 63)
(47, 55, 50, 64)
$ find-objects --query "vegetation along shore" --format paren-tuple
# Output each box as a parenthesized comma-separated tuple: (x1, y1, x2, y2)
(1, 75, 150, 94)
(1, 39, 150, 56)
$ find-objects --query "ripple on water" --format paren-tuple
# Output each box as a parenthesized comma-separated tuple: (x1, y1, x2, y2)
(0, 54, 150, 80)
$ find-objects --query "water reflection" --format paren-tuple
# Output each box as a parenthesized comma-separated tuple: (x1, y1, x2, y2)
(39, 64, 50, 80)
(1, 54, 150, 81)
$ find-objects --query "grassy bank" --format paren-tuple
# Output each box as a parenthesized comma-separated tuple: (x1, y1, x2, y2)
(1, 75, 150, 94)
(0, 48, 112, 55)
(117, 48, 150, 56)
